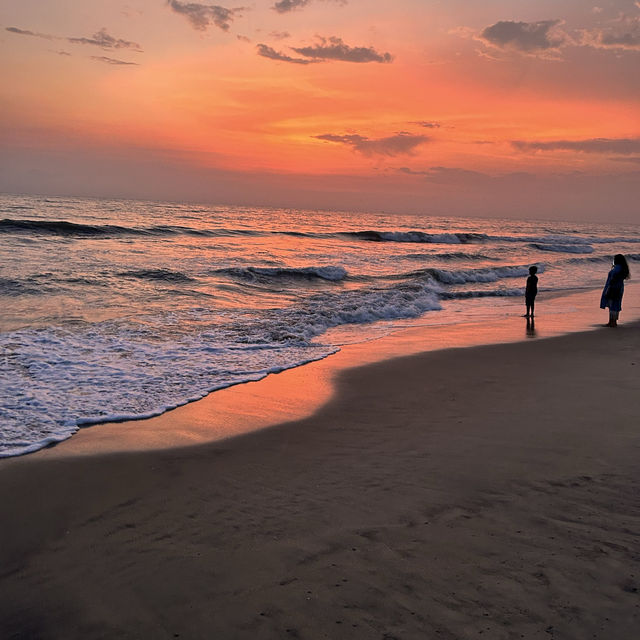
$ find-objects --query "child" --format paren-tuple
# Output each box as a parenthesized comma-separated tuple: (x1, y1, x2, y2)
(525, 265, 538, 318)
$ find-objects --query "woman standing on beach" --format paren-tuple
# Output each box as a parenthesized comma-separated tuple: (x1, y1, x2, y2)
(600, 254, 630, 327)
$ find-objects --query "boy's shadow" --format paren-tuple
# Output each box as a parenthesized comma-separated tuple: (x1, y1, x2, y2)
(526, 316, 536, 338)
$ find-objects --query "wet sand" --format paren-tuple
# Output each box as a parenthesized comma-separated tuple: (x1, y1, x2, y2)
(1, 313, 639, 639)
(26, 285, 640, 459)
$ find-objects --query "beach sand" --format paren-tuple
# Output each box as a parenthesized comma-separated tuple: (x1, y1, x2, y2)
(1, 320, 640, 639)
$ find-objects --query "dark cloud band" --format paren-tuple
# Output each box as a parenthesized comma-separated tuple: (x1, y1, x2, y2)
(257, 36, 392, 64)
(292, 37, 392, 63)
(315, 133, 428, 156)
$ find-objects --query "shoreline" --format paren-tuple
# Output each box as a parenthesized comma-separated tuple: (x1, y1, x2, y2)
(1, 313, 639, 638)
(6, 283, 640, 462)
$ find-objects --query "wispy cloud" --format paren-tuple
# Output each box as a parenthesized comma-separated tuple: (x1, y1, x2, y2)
(68, 28, 142, 51)
(257, 36, 392, 64)
(272, 0, 346, 14)
(167, 0, 244, 31)
(6, 26, 54, 40)
(90, 56, 139, 66)
(315, 132, 428, 156)
(581, 15, 640, 51)
(257, 43, 316, 64)
(478, 20, 568, 56)
(269, 30, 291, 40)
(6, 26, 142, 52)
(512, 138, 640, 154)
(410, 121, 441, 129)
(292, 37, 393, 63)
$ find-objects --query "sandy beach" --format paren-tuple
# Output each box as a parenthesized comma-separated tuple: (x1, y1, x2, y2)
(1, 317, 639, 639)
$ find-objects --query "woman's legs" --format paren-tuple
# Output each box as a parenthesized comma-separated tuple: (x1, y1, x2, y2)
(608, 310, 619, 327)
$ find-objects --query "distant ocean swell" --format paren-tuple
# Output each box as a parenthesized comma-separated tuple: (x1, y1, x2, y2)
(3, 218, 639, 248)
(215, 266, 348, 282)
(3, 197, 640, 459)
(528, 243, 594, 254)
(1, 263, 541, 298)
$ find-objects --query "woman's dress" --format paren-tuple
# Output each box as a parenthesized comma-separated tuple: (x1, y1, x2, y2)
(600, 264, 625, 312)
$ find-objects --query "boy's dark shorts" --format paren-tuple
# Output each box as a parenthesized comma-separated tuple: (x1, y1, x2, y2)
(525, 295, 536, 305)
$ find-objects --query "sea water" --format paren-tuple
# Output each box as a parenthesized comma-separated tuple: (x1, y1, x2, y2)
(1, 193, 639, 457)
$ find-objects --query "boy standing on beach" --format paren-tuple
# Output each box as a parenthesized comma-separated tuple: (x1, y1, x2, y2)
(525, 265, 538, 318)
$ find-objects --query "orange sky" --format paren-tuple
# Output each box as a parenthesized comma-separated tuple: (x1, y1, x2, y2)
(1, 0, 639, 220)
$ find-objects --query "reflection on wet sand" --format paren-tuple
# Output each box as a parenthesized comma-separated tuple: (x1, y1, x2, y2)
(526, 316, 536, 338)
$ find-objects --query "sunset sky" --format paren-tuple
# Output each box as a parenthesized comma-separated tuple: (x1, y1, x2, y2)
(1, 0, 639, 221)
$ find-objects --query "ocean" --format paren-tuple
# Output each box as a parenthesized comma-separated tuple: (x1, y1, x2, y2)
(2, 193, 639, 458)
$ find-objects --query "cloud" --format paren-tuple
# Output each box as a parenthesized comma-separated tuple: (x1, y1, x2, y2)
(512, 138, 640, 154)
(581, 15, 640, 50)
(257, 37, 392, 64)
(292, 36, 393, 63)
(256, 43, 316, 64)
(237, 34, 251, 42)
(478, 20, 568, 54)
(273, 0, 310, 12)
(167, 0, 244, 31)
(272, 0, 345, 13)
(90, 56, 139, 66)
(410, 121, 441, 129)
(68, 28, 142, 51)
(269, 30, 291, 40)
(6, 26, 142, 52)
(6, 26, 54, 40)
(315, 132, 428, 156)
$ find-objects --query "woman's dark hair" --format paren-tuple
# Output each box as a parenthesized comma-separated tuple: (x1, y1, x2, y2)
(613, 254, 630, 280)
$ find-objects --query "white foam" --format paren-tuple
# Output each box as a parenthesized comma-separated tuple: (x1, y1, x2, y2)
(0, 280, 443, 457)
(424, 264, 544, 285)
